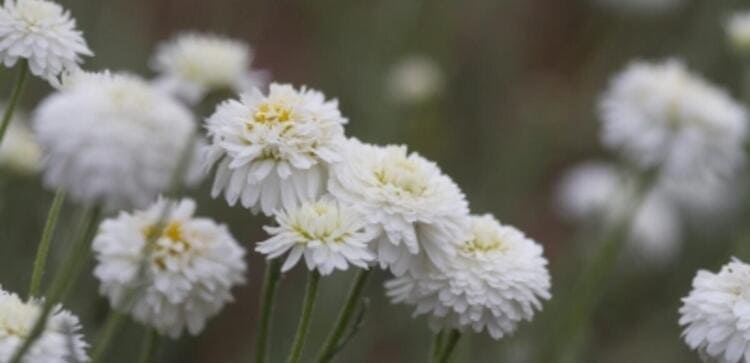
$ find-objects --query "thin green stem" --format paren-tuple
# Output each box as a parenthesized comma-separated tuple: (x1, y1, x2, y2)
(0, 60, 29, 146)
(286, 271, 321, 363)
(89, 310, 125, 363)
(136, 328, 159, 363)
(315, 269, 371, 363)
(430, 331, 445, 363)
(435, 330, 461, 363)
(10, 205, 100, 363)
(255, 259, 282, 363)
(28, 189, 66, 298)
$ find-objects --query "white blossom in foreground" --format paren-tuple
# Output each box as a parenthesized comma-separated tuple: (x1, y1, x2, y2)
(151, 32, 268, 104)
(0, 0, 92, 86)
(205, 83, 347, 216)
(386, 215, 551, 339)
(328, 139, 469, 276)
(727, 11, 750, 54)
(680, 259, 750, 363)
(387, 55, 444, 104)
(0, 287, 87, 363)
(93, 198, 246, 338)
(0, 109, 40, 174)
(33, 71, 195, 211)
(600, 60, 747, 183)
(256, 196, 375, 275)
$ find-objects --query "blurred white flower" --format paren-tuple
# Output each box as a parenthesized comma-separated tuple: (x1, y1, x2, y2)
(93, 198, 247, 339)
(600, 60, 746, 184)
(595, 0, 683, 14)
(328, 138, 470, 276)
(557, 161, 681, 264)
(256, 196, 375, 275)
(0, 0, 92, 86)
(33, 71, 196, 211)
(205, 83, 347, 216)
(387, 55, 444, 104)
(151, 32, 269, 104)
(386, 215, 551, 340)
(0, 108, 40, 174)
(727, 11, 750, 54)
(0, 287, 87, 363)
(680, 259, 750, 363)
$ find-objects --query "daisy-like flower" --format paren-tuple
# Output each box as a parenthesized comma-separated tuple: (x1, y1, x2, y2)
(92, 198, 246, 338)
(33, 71, 196, 211)
(727, 11, 750, 54)
(0, 287, 88, 363)
(0, 108, 41, 174)
(256, 196, 375, 275)
(600, 60, 747, 183)
(386, 215, 551, 339)
(680, 259, 750, 363)
(328, 139, 469, 276)
(0, 0, 92, 86)
(204, 83, 347, 216)
(151, 32, 268, 104)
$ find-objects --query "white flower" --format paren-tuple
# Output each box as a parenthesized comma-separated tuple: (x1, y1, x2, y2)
(600, 60, 747, 183)
(0, 0, 92, 86)
(387, 55, 444, 104)
(92, 198, 247, 338)
(328, 139, 470, 276)
(151, 32, 268, 104)
(0, 108, 40, 174)
(727, 11, 750, 53)
(205, 83, 347, 216)
(256, 196, 375, 275)
(386, 215, 551, 340)
(0, 287, 87, 363)
(679, 259, 750, 363)
(33, 71, 196, 211)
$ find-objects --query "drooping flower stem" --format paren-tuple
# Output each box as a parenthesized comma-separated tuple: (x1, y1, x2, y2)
(0, 60, 29, 147)
(89, 310, 125, 363)
(286, 271, 321, 363)
(255, 259, 282, 363)
(315, 269, 371, 363)
(430, 331, 445, 363)
(435, 330, 461, 363)
(137, 328, 159, 363)
(10, 205, 101, 363)
(27, 189, 66, 298)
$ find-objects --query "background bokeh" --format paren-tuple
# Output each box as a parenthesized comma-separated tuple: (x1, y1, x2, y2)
(1, 0, 749, 362)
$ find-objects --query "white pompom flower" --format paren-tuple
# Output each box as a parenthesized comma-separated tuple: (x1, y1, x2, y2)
(328, 138, 469, 276)
(151, 32, 268, 104)
(0, 287, 88, 363)
(205, 83, 347, 216)
(33, 71, 196, 211)
(386, 215, 551, 340)
(727, 11, 750, 54)
(256, 196, 375, 275)
(600, 60, 747, 183)
(0, 108, 41, 174)
(680, 259, 750, 363)
(0, 0, 92, 86)
(92, 198, 247, 338)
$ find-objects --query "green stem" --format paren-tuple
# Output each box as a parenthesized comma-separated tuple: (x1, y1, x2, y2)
(315, 269, 371, 363)
(89, 310, 125, 363)
(27, 189, 66, 298)
(255, 259, 282, 363)
(136, 328, 159, 363)
(0, 60, 29, 147)
(286, 271, 321, 363)
(430, 331, 445, 363)
(435, 330, 461, 363)
(10, 205, 100, 363)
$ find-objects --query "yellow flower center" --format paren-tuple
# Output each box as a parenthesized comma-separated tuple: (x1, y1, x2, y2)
(375, 158, 428, 196)
(142, 221, 191, 270)
(253, 102, 294, 124)
(460, 234, 507, 254)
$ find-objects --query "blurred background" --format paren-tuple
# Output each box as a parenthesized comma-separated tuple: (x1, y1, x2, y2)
(2, 0, 749, 362)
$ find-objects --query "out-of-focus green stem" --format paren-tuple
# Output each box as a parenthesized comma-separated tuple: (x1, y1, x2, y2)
(255, 259, 282, 363)
(28, 189, 66, 298)
(435, 330, 461, 363)
(136, 328, 159, 363)
(89, 310, 125, 363)
(0, 60, 29, 147)
(286, 271, 321, 363)
(430, 331, 445, 363)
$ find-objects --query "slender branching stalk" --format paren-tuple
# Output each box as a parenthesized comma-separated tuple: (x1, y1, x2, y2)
(286, 271, 321, 363)
(28, 189, 66, 298)
(435, 330, 461, 363)
(136, 328, 159, 363)
(0, 60, 29, 147)
(430, 331, 445, 363)
(89, 310, 125, 363)
(255, 259, 282, 363)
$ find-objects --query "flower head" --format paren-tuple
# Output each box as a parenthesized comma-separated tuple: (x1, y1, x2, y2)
(328, 139, 469, 276)
(600, 60, 747, 183)
(680, 259, 750, 363)
(387, 55, 444, 104)
(386, 215, 551, 339)
(33, 71, 196, 211)
(151, 32, 268, 104)
(0, 107, 40, 174)
(0, 0, 92, 86)
(256, 196, 375, 275)
(92, 198, 247, 338)
(727, 11, 750, 54)
(205, 83, 347, 216)
(0, 287, 87, 363)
